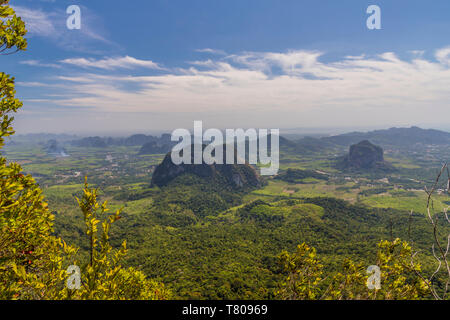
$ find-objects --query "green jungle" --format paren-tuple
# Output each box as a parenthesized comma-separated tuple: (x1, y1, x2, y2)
(1, 0, 449, 300)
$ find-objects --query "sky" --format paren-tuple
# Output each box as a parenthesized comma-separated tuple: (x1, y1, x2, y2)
(3, 0, 450, 135)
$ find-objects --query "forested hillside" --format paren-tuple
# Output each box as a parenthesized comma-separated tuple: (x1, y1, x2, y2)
(1, 0, 450, 301)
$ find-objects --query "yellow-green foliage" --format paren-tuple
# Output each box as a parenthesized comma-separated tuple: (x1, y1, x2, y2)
(374, 239, 428, 299)
(325, 258, 368, 300)
(0, 0, 27, 56)
(277, 243, 324, 299)
(326, 239, 428, 300)
(0, 0, 76, 299)
(276, 239, 429, 300)
(65, 179, 171, 300)
(0, 155, 77, 299)
(0, 1, 169, 300)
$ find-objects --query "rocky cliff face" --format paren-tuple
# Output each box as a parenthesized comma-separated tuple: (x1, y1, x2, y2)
(151, 144, 261, 189)
(348, 140, 383, 169)
(339, 140, 393, 171)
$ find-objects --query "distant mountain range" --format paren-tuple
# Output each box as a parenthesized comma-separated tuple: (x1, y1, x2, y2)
(235, 126, 450, 155)
(12, 126, 450, 156)
(70, 133, 173, 148)
(321, 126, 450, 147)
(278, 126, 450, 154)
(151, 144, 262, 189)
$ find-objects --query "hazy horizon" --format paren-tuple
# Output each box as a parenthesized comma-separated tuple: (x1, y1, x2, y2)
(10, 124, 450, 138)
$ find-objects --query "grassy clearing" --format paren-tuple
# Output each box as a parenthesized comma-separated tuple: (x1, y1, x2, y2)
(360, 191, 448, 214)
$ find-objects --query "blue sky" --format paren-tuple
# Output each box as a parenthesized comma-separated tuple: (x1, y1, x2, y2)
(3, 0, 450, 134)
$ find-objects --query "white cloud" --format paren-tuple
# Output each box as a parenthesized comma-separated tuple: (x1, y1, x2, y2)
(60, 56, 161, 70)
(12, 5, 113, 53)
(436, 47, 450, 66)
(20, 60, 60, 68)
(16, 81, 50, 87)
(195, 48, 226, 55)
(13, 6, 56, 37)
(22, 48, 450, 129)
